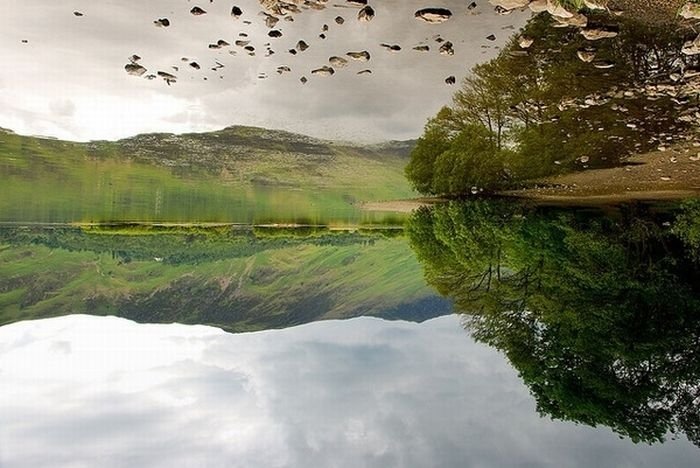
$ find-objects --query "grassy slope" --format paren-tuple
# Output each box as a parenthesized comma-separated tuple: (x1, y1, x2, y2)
(0, 227, 449, 332)
(0, 127, 416, 224)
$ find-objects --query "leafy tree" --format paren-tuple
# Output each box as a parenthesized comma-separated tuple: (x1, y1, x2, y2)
(405, 12, 700, 195)
(408, 200, 700, 446)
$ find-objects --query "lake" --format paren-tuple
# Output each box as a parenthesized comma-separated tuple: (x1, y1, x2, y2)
(1, 200, 700, 466)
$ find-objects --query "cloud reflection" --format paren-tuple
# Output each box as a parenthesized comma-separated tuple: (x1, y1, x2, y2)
(0, 315, 698, 467)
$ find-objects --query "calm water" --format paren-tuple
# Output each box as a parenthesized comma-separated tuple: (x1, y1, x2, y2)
(1, 201, 700, 466)
(3, 0, 700, 466)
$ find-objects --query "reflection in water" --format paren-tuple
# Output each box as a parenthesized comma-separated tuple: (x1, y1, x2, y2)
(407, 199, 700, 446)
(0, 225, 449, 331)
(2, 314, 699, 468)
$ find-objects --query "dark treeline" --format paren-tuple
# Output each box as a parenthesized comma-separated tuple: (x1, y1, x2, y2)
(407, 199, 700, 446)
(406, 12, 700, 195)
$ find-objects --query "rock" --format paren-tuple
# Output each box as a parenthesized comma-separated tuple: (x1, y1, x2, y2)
(190, 6, 207, 15)
(488, 0, 529, 10)
(583, 0, 606, 10)
(189, 62, 201, 70)
(346, 51, 370, 61)
(347, 0, 367, 5)
(73, 11, 84, 17)
(358, 5, 375, 21)
(680, 3, 700, 19)
(581, 27, 618, 41)
(439, 41, 454, 55)
(486, 34, 496, 41)
(414, 8, 452, 23)
(357, 69, 372, 75)
(593, 60, 614, 69)
(546, 0, 573, 18)
(576, 48, 596, 62)
(468, 2, 478, 10)
(335, 16, 345, 24)
(125, 63, 147, 76)
(380, 43, 402, 52)
(413, 45, 430, 52)
(300, 76, 308, 84)
(528, 0, 547, 12)
(157, 71, 177, 85)
(682, 35, 700, 56)
(518, 36, 534, 48)
(445, 76, 456, 85)
(553, 12, 587, 27)
(231, 6, 243, 18)
(296, 40, 309, 52)
(277, 66, 291, 74)
(329, 56, 349, 68)
(261, 12, 280, 28)
(268, 29, 283, 38)
(311, 66, 335, 76)
(154, 18, 170, 27)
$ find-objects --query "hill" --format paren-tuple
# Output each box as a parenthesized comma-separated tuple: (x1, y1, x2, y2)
(0, 126, 417, 224)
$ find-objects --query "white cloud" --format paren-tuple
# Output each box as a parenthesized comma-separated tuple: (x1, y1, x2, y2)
(0, 315, 698, 468)
(0, 0, 528, 142)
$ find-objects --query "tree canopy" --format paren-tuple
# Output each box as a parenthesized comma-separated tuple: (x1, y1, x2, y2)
(406, 13, 700, 195)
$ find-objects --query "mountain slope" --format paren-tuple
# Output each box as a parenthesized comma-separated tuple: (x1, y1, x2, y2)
(0, 126, 416, 224)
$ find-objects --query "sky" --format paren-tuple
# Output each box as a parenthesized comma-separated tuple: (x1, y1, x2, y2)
(0, 0, 528, 142)
(1, 314, 699, 468)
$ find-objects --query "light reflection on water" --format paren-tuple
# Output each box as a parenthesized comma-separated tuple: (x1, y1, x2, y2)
(1, 314, 698, 468)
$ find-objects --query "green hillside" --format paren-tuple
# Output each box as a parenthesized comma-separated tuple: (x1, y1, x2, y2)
(0, 126, 416, 224)
(0, 226, 449, 332)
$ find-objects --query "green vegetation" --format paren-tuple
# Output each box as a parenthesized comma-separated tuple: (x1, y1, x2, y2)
(0, 225, 449, 332)
(408, 200, 700, 446)
(406, 13, 699, 196)
(0, 126, 415, 224)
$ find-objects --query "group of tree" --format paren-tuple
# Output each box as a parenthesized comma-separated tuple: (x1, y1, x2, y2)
(407, 199, 700, 446)
(406, 12, 700, 195)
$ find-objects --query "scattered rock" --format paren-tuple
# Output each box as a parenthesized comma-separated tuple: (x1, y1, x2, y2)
(680, 2, 700, 19)
(518, 36, 534, 49)
(346, 51, 370, 61)
(581, 27, 619, 41)
(125, 63, 147, 76)
(439, 41, 454, 55)
(414, 8, 452, 23)
(329, 56, 349, 68)
(380, 43, 402, 52)
(358, 6, 375, 21)
(576, 48, 596, 62)
(311, 66, 335, 76)
(488, 0, 529, 10)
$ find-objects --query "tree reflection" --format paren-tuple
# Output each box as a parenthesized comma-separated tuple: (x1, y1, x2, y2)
(407, 199, 700, 445)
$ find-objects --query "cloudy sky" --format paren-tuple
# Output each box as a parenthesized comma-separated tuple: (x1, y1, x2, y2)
(0, 0, 527, 142)
(1, 314, 698, 467)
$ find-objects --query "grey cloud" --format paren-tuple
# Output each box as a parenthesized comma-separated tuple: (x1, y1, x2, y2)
(1, 315, 699, 468)
(0, 0, 527, 142)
